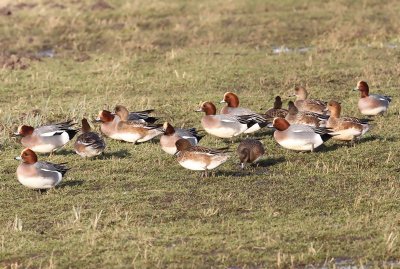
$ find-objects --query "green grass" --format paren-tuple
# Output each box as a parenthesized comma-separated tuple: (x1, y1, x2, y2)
(1, 0, 400, 268)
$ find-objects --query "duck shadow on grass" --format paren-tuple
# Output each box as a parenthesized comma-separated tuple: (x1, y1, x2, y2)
(99, 149, 131, 159)
(218, 157, 286, 177)
(317, 134, 395, 153)
(58, 179, 85, 188)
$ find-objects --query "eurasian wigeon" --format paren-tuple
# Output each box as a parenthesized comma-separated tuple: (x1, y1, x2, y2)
(289, 86, 328, 114)
(175, 138, 229, 177)
(125, 109, 158, 123)
(325, 100, 370, 142)
(96, 106, 162, 143)
(74, 118, 106, 158)
(264, 96, 289, 120)
(285, 101, 328, 127)
(355, 81, 392, 115)
(237, 139, 265, 169)
(273, 118, 334, 152)
(15, 148, 68, 189)
(196, 101, 267, 138)
(14, 121, 78, 154)
(160, 122, 203, 155)
(220, 92, 268, 133)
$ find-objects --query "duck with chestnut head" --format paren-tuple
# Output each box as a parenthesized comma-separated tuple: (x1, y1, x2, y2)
(196, 101, 268, 139)
(15, 148, 69, 189)
(354, 81, 392, 116)
(13, 121, 77, 154)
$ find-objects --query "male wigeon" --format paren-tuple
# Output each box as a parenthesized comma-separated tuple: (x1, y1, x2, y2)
(196, 102, 267, 138)
(14, 121, 78, 154)
(15, 148, 68, 189)
(264, 96, 288, 120)
(160, 122, 203, 155)
(355, 81, 392, 115)
(96, 106, 162, 143)
(175, 138, 229, 177)
(273, 118, 334, 152)
(289, 86, 328, 114)
(325, 101, 370, 142)
(237, 139, 265, 169)
(285, 101, 328, 127)
(74, 118, 106, 158)
(220, 92, 268, 133)
(125, 109, 158, 123)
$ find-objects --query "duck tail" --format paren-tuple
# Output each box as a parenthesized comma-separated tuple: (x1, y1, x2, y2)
(66, 129, 78, 140)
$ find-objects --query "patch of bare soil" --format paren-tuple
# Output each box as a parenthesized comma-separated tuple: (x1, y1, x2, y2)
(91, 0, 113, 11)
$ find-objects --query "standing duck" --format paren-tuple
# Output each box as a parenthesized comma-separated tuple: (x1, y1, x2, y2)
(289, 86, 327, 114)
(74, 118, 106, 157)
(15, 148, 68, 189)
(355, 81, 392, 115)
(196, 101, 267, 138)
(237, 139, 265, 169)
(160, 122, 203, 155)
(175, 138, 229, 177)
(325, 100, 370, 142)
(285, 101, 328, 127)
(264, 96, 289, 120)
(273, 118, 334, 152)
(14, 121, 77, 154)
(220, 92, 269, 133)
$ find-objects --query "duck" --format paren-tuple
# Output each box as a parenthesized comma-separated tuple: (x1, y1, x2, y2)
(96, 106, 162, 143)
(115, 106, 158, 123)
(264, 96, 289, 120)
(273, 118, 335, 152)
(13, 121, 78, 154)
(289, 86, 328, 114)
(15, 148, 68, 189)
(285, 101, 328, 127)
(325, 100, 370, 142)
(220, 92, 269, 133)
(355, 81, 392, 115)
(160, 122, 203, 155)
(237, 139, 265, 169)
(74, 118, 106, 157)
(196, 101, 267, 139)
(175, 138, 229, 177)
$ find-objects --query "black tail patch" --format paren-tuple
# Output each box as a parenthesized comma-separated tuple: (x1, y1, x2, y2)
(66, 129, 78, 140)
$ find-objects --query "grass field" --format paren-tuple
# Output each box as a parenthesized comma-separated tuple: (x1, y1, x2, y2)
(1, 0, 400, 268)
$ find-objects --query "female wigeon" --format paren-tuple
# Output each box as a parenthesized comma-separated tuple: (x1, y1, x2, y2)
(273, 118, 334, 152)
(74, 118, 106, 157)
(160, 122, 203, 155)
(196, 101, 267, 138)
(264, 96, 288, 120)
(220, 92, 268, 133)
(14, 121, 78, 154)
(355, 81, 392, 115)
(237, 139, 265, 169)
(325, 101, 370, 142)
(289, 86, 328, 114)
(175, 138, 229, 177)
(97, 106, 162, 143)
(285, 101, 328, 127)
(15, 148, 68, 189)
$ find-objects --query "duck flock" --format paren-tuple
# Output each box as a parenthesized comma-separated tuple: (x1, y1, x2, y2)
(13, 80, 392, 189)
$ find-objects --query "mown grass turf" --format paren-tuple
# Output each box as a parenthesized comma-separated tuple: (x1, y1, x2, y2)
(1, 0, 400, 268)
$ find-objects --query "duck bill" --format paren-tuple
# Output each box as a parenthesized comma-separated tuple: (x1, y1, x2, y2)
(93, 117, 102, 123)
(14, 156, 22, 161)
(219, 100, 226, 104)
(194, 108, 203, 112)
(353, 87, 359, 91)
(12, 132, 21, 137)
